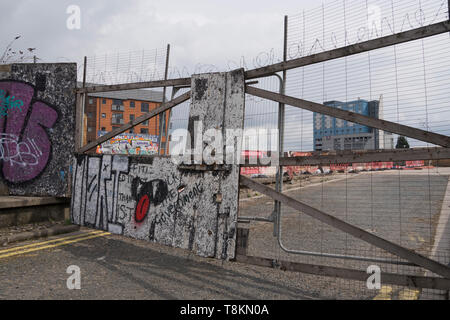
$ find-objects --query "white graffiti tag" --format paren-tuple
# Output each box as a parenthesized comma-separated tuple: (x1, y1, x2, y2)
(0, 134, 42, 168)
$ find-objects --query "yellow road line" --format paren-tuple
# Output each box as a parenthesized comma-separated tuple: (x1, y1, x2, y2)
(373, 286, 393, 300)
(399, 289, 420, 300)
(0, 230, 105, 254)
(0, 232, 110, 260)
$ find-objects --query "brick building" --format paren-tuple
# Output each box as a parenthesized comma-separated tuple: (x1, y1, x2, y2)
(79, 83, 170, 154)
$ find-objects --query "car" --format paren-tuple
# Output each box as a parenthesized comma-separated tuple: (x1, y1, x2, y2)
(251, 174, 269, 179)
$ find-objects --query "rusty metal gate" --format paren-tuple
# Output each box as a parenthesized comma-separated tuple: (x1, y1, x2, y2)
(73, 1, 450, 300)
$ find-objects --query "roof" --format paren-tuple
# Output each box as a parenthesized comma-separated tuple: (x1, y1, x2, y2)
(77, 82, 166, 103)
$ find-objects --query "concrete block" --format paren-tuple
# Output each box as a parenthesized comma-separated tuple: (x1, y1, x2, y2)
(71, 70, 245, 260)
(0, 63, 76, 197)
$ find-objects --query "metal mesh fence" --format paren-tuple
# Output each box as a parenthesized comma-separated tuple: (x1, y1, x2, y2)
(284, 0, 450, 151)
(79, 47, 168, 85)
(75, 0, 450, 299)
(238, 0, 450, 300)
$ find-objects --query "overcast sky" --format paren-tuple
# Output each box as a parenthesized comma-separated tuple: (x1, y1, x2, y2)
(1, 0, 319, 71)
(2, 0, 449, 151)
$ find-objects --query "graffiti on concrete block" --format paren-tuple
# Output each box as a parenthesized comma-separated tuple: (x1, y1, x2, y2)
(71, 154, 238, 259)
(0, 89, 24, 117)
(131, 177, 168, 223)
(0, 81, 58, 183)
(72, 70, 244, 260)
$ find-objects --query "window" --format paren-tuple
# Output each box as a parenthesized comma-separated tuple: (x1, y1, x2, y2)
(112, 99, 123, 106)
(87, 127, 93, 133)
(87, 112, 93, 118)
(130, 101, 135, 108)
(130, 115, 135, 122)
(88, 98, 94, 104)
(101, 127, 106, 131)
(142, 120, 149, 126)
(112, 113, 124, 124)
(102, 99, 106, 104)
(102, 113, 106, 118)
(141, 128, 149, 134)
(141, 103, 149, 113)
(129, 129, 134, 134)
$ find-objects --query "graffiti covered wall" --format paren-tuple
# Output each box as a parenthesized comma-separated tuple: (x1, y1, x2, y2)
(0, 63, 76, 197)
(96, 132, 159, 155)
(71, 70, 245, 259)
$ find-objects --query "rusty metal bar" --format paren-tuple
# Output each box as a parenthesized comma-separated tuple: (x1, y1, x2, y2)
(78, 91, 191, 153)
(245, 20, 450, 79)
(75, 56, 87, 152)
(239, 175, 450, 279)
(240, 147, 450, 167)
(76, 77, 191, 94)
(158, 44, 171, 155)
(246, 86, 450, 148)
(235, 255, 450, 290)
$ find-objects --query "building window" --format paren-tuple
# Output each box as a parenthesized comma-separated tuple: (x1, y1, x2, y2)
(103, 99, 106, 104)
(102, 113, 106, 118)
(130, 129, 134, 134)
(130, 115, 135, 122)
(141, 128, 149, 134)
(112, 99, 123, 106)
(130, 101, 135, 108)
(141, 103, 149, 113)
(87, 127, 94, 133)
(89, 98, 94, 104)
(143, 120, 149, 126)
(87, 112, 93, 118)
(101, 127, 106, 131)
(112, 113, 124, 124)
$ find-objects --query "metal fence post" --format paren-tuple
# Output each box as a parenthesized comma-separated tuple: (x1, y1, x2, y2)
(274, 15, 288, 237)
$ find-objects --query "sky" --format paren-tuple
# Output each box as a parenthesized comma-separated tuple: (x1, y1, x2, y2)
(0, 0, 319, 71)
(2, 0, 449, 151)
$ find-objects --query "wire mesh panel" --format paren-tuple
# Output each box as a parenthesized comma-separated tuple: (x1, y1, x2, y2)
(73, 0, 450, 299)
(239, 0, 450, 300)
(79, 47, 168, 85)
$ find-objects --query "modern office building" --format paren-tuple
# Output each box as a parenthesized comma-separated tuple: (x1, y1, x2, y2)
(313, 96, 394, 151)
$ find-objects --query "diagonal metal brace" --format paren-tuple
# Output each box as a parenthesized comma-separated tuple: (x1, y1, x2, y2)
(239, 175, 450, 279)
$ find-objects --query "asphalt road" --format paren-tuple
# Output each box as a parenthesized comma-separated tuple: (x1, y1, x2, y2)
(0, 228, 343, 300)
(1, 169, 449, 300)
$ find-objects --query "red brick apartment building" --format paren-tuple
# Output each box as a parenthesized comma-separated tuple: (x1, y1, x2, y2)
(79, 83, 170, 154)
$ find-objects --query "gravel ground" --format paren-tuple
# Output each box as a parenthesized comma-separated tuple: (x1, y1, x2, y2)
(0, 228, 367, 300)
(239, 169, 450, 300)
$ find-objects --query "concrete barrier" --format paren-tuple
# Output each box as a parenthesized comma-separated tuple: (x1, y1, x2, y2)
(0, 63, 76, 197)
(71, 70, 245, 260)
(0, 196, 70, 228)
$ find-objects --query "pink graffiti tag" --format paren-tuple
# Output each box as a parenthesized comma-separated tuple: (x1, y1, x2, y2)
(0, 81, 58, 183)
